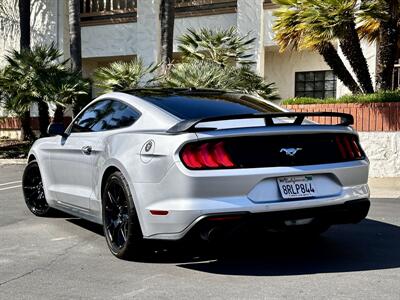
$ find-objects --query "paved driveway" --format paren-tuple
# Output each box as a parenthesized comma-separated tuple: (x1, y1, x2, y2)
(0, 164, 399, 299)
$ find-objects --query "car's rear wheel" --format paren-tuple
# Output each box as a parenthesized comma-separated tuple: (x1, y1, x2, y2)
(102, 171, 146, 260)
(22, 160, 53, 217)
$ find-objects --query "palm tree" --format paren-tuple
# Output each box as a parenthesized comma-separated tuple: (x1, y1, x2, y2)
(162, 61, 280, 100)
(93, 58, 160, 94)
(359, 0, 399, 90)
(163, 27, 279, 100)
(18, 0, 34, 140)
(68, 0, 83, 117)
(69, 0, 82, 72)
(160, 0, 176, 71)
(273, 0, 374, 94)
(0, 44, 89, 137)
(302, 0, 374, 93)
(273, 0, 362, 94)
(178, 27, 256, 66)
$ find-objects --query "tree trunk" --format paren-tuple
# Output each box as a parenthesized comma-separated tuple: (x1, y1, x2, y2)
(160, 0, 176, 72)
(53, 105, 65, 123)
(19, 0, 34, 141)
(69, 0, 82, 116)
(69, 0, 82, 72)
(375, 0, 399, 91)
(340, 21, 374, 94)
(19, 0, 30, 50)
(38, 101, 50, 137)
(20, 110, 35, 141)
(318, 42, 361, 94)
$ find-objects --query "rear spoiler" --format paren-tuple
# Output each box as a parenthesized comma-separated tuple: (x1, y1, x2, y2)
(167, 112, 354, 133)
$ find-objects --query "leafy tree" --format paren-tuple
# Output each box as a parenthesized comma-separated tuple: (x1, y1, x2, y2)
(273, 0, 361, 94)
(178, 27, 256, 66)
(93, 58, 160, 94)
(273, 0, 375, 94)
(359, 0, 399, 90)
(0, 44, 89, 137)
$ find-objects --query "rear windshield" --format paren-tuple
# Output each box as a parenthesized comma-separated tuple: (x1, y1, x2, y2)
(139, 94, 282, 120)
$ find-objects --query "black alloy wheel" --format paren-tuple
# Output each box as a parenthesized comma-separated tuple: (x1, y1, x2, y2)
(22, 160, 52, 216)
(102, 171, 145, 260)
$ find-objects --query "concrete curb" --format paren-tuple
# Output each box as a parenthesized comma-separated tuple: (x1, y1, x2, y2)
(0, 159, 27, 165)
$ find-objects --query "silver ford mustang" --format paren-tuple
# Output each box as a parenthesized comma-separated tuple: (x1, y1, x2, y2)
(23, 88, 370, 259)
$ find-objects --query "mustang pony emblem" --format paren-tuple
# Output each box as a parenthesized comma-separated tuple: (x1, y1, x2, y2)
(280, 148, 302, 157)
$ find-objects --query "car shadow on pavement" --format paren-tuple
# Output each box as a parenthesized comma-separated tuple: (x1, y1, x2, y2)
(173, 218, 400, 276)
(63, 212, 400, 276)
(66, 218, 105, 236)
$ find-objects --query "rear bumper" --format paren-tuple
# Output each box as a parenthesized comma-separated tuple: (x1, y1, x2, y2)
(145, 198, 370, 240)
(189, 198, 370, 240)
(136, 159, 369, 240)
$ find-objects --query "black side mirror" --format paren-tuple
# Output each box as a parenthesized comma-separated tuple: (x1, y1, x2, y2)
(47, 123, 67, 137)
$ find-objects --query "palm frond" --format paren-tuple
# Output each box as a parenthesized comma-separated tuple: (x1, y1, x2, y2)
(93, 58, 160, 94)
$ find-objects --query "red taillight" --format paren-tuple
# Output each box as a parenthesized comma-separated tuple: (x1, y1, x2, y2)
(180, 141, 236, 170)
(335, 135, 363, 160)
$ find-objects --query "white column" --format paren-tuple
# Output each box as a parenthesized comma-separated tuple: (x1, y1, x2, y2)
(136, 0, 161, 67)
(237, 0, 265, 76)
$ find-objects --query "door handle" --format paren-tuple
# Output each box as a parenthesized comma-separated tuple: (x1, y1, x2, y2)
(81, 146, 92, 155)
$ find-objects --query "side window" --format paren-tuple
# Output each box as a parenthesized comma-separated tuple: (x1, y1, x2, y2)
(71, 99, 140, 133)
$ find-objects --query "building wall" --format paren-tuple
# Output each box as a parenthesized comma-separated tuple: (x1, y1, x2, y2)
(81, 23, 138, 58)
(0, 0, 59, 65)
(359, 132, 400, 177)
(264, 49, 331, 100)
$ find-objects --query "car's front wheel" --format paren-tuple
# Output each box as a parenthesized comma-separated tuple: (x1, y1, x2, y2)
(102, 171, 146, 260)
(22, 160, 53, 217)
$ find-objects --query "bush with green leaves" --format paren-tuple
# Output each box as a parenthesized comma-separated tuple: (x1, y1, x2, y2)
(163, 26, 280, 100)
(93, 58, 159, 94)
(282, 90, 400, 105)
(0, 44, 89, 137)
(178, 27, 255, 66)
(162, 61, 279, 100)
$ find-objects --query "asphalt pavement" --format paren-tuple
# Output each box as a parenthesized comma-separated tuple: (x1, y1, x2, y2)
(0, 164, 400, 299)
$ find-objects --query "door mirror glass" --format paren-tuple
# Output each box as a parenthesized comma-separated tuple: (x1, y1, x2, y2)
(47, 123, 66, 137)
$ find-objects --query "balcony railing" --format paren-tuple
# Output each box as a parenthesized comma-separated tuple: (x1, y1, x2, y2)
(80, 0, 277, 26)
(175, 0, 237, 17)
(80, 0, 137, 26)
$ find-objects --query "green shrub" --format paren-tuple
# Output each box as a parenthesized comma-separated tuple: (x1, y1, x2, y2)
(282, 90, 400, 105)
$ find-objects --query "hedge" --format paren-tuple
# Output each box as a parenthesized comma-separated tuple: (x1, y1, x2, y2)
(282, 90, 400, 105)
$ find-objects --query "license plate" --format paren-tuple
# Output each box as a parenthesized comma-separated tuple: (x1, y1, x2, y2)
(277, 175, 317, 199)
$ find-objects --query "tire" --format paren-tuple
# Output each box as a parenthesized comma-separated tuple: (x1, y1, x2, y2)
(102, 171, 146, 260)
(22, 160, 53, 217)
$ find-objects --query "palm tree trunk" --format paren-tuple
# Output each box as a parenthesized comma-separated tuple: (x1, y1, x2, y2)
(38, 101, 50, 137)
(317, 42, 361, 94)
(53, 105, 65, 123)
(160, 0, 176, 72)
(19, 0, 30, 50)
(339, 22, 374, 94)
(69, 0, 82, 116)
(69, 0, 82, 72)
(19, 0, 34, 141)
(375, 0, 399, 91)
(20, 110, 35, 141)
